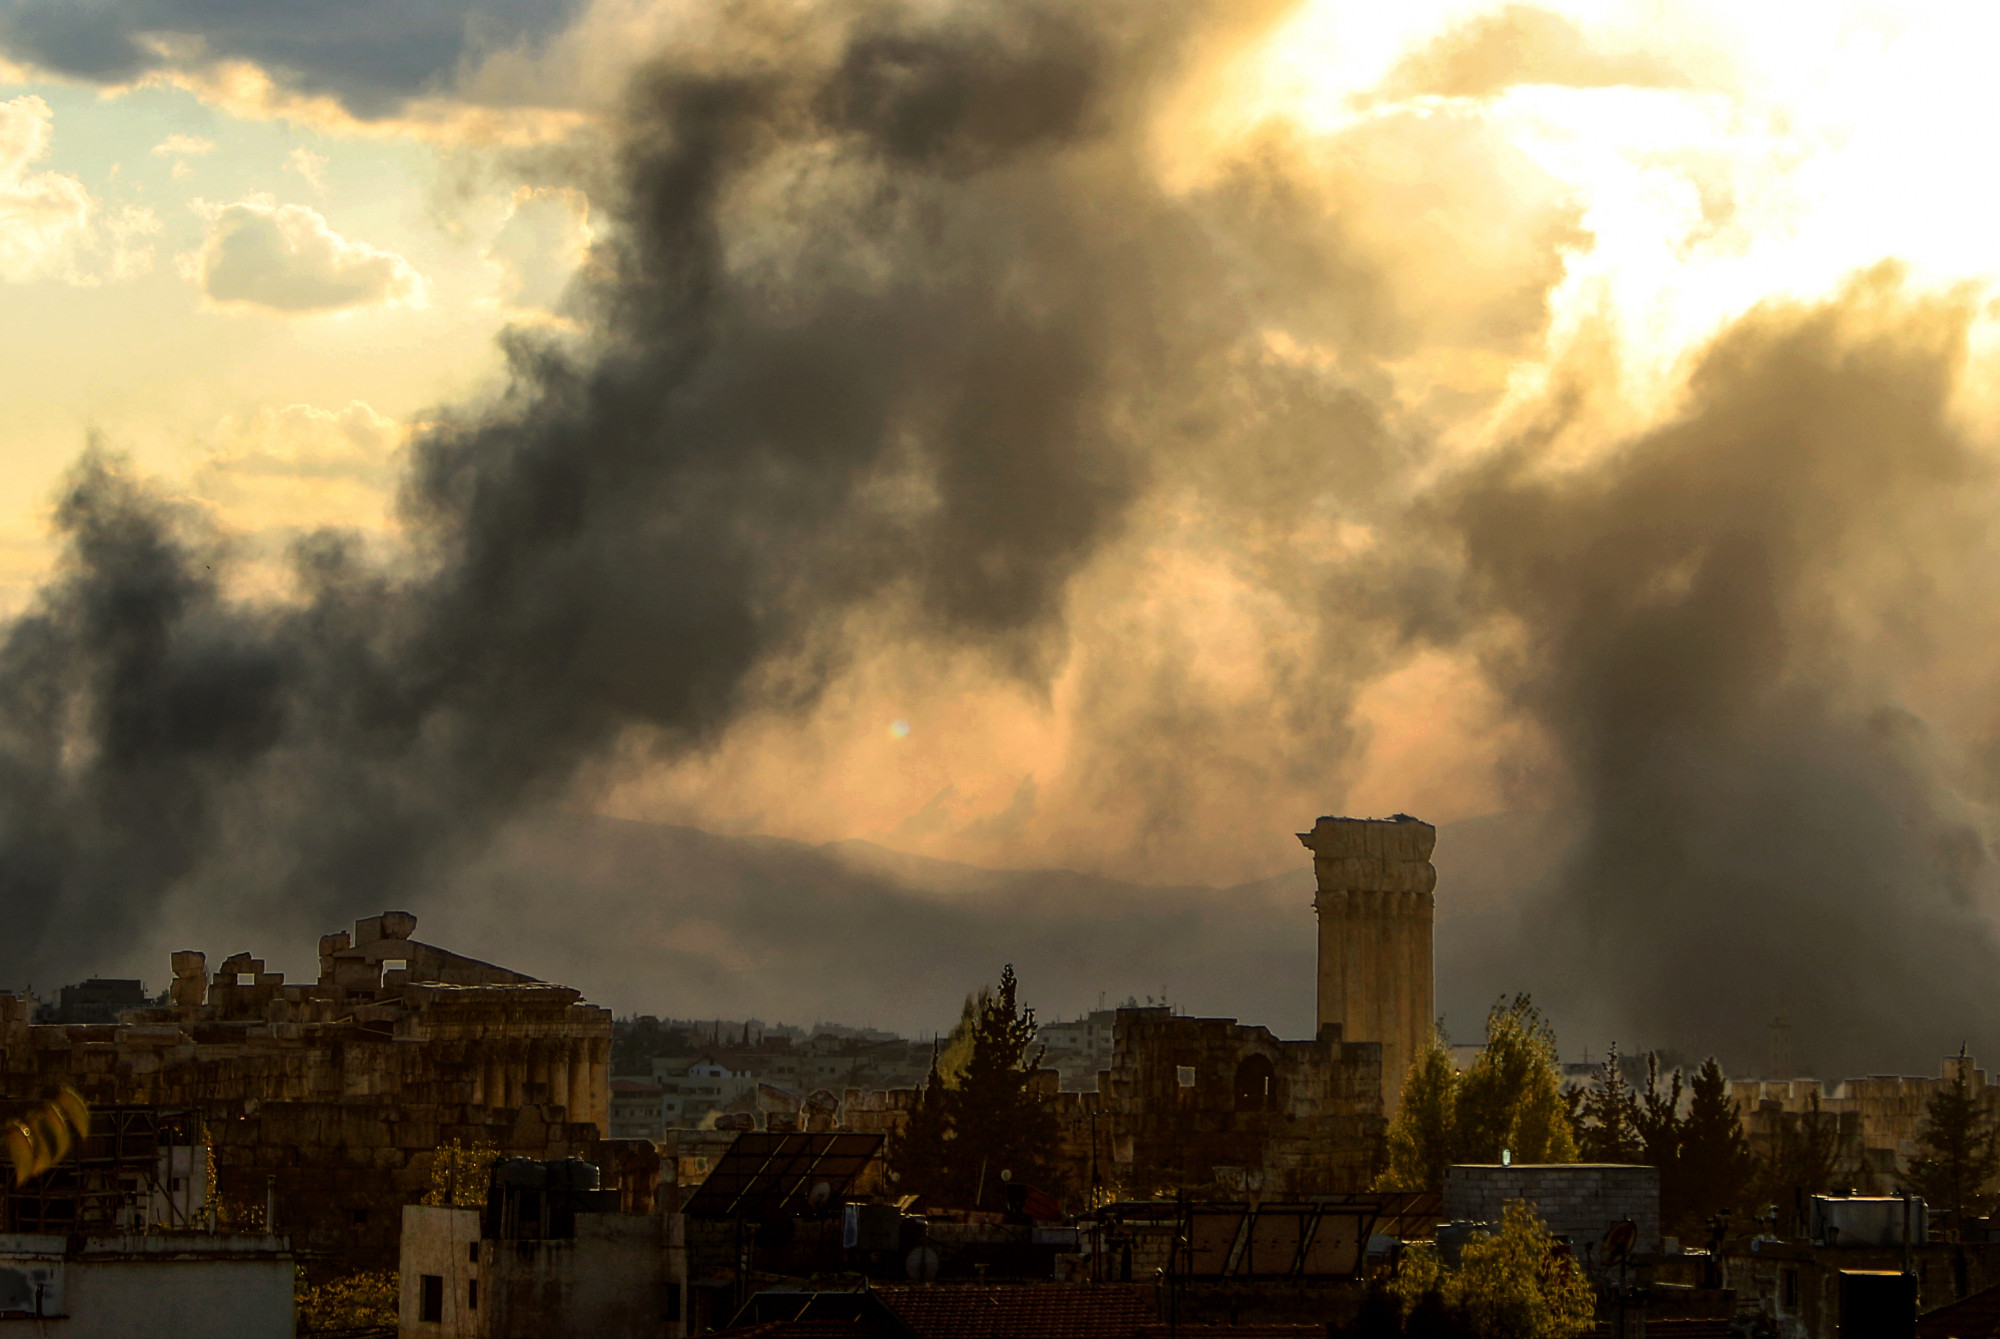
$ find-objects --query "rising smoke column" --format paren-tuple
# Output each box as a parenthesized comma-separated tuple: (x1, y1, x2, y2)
(1436, 270, 2000, 1073)
(0, 0, 1355, 979)
(2, 0, 1998, 1080)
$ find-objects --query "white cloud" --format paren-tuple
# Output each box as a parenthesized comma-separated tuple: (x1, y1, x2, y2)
(103, 204, 161, 279)
(150, 133, 215, 157)
(0, 95, 93, 282)
(285, 146, 328, 193)
(190, 400, 410, 600)
(485, 185, 592, 314)
(187, 196, 426, 313)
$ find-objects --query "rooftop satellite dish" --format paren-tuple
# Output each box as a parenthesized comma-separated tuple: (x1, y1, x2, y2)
(809, 1180, 833, 1210)
(906, 1246, 941, 1282)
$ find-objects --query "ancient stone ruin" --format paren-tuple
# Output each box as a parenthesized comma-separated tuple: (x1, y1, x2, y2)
(1, 912, 612, 1276)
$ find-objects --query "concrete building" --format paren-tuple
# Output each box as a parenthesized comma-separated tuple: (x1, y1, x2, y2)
(652, 1058, 739, 1128)
(1039, 1009, 1120, 1093)
(1300, 814, 1435, 1115)
(0, 911, 612, 1276)
(0, 1103, 295, 1336)
(399, 1153, 684, 1339)
(1444, 1163, 1661, 1270)
(36, 978, 153, 1025)
(610, 1080, 667, 1141)
(0, 1232, 295, 1336)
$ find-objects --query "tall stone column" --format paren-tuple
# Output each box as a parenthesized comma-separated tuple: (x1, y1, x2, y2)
(1299, 814, 1436, 1116)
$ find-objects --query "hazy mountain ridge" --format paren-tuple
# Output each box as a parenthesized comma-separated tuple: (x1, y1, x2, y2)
(410, 809, 1553, 1046)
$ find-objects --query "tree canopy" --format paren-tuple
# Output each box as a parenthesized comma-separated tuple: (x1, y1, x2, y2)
(1906, 1045, 2000, 1226)
(1390, 1201, 1596, 1338)
(886, 964, 1060, 1210)
(1380, 995, 1576, 1192)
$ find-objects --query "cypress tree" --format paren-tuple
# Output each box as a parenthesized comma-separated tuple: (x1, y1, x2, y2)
(945, 964, 1059, 1207)
(1578, 1044, 1644, 1162)
(1677, 1057, 1752, 1234)
(887, 1046, 953, 1204)
(1907, 1045, 2000, 1227)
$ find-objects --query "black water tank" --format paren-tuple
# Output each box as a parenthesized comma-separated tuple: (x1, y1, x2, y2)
(1838, 1269, 1914, 1337)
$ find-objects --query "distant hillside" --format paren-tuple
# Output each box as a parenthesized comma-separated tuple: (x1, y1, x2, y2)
(403, 809, 1563, 1044)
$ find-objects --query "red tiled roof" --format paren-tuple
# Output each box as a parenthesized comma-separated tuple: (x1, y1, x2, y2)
(712, 1322, 880, 1339)
(1139, 1327, 1325, 1337)
(1920, 1283, 2000, 1339)
(876, 1285, 1157, 1339)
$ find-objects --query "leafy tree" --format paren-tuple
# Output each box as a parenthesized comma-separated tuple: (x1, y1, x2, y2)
(1391, 1202, 1595, 1338)
(947, 963, 1058, 1206)
(1456, 996, 1578, 1166)
(1576, 1045, 1643, 1163)
(1380, 998, 1576, 1191)
(296, 1269, 399, 1334)
(1675, 1058, 1752, 1234)
(1382, 1033, 1462, 1192)
(422, 1139, 501, 1208)
(936, 992, 979, 1085)
(610, 1015, 687, 1075)
(886, 1048, 952, 1203)
(1906, 1045, 2000, 1226)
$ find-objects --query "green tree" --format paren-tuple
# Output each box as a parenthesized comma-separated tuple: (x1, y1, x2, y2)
(1381, 1032, 1461, 1192)
(1675, 1058, 1751, 1234)
(945, 964, 1059, 1207)
(1456, 996, 1578, 1166)
(1631, 1054, 1691, 1230)
(1576, 1045, 1644, 1163)
(936, 992, 979, 1085)
(886, 1048, 952, 1203)
(1379, 998, 1576, 1192)
(1391, 1202, 1595, 1338)
(1906, 1045, 2000, 1227)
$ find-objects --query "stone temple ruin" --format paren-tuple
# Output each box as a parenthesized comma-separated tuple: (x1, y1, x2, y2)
(1, 812, 1442, 1286)
(0, 912, 612, 1276)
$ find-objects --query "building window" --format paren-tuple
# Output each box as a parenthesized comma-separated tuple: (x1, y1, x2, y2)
(1780, 1268, 1798, 1310)
(667, 1282, 683, 1322)
(420, 1274, 444, 1323)
(1176, 1066, 1196, 1088)
(468, 1241, 479, 1263)
(351, 1208, 369, 1226)
(468, 1279, 478, 1311)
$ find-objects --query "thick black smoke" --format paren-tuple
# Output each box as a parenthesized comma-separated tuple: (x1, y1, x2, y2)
(1433, 271, 2000, 1073)
(5, 1, 1999, 1081)
(0, 0, 1343, 981)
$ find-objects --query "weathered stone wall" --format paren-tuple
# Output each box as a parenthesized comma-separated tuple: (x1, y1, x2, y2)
(1300, 814, 1435, 1117)
(1443, 1163, 1661, 1255)
(1097, 1008, 1384, 1198)
(1732, 1055, 2000, 1186)
(827, 1011, 1383, 1205)
(0, 914, 611, 1279)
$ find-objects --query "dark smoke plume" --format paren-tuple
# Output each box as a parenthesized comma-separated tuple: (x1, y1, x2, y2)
(0, 0, 1327, 981)
(1433, 270, 2000, 1073)
(4, 0, 1999, 1080)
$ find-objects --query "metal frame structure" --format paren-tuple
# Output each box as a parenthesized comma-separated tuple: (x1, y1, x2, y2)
(0, 1105, 205, 1235)
(681, 1132, 884, 1220)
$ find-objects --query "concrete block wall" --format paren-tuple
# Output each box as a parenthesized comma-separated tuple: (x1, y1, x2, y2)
(1443, 1163, 1660, 1254)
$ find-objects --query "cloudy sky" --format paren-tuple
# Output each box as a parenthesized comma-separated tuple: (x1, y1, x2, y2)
(7, 0, 2000, 1070)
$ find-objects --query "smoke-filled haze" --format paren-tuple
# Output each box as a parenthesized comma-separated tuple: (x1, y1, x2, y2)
(3, 0, 2000, 1076)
